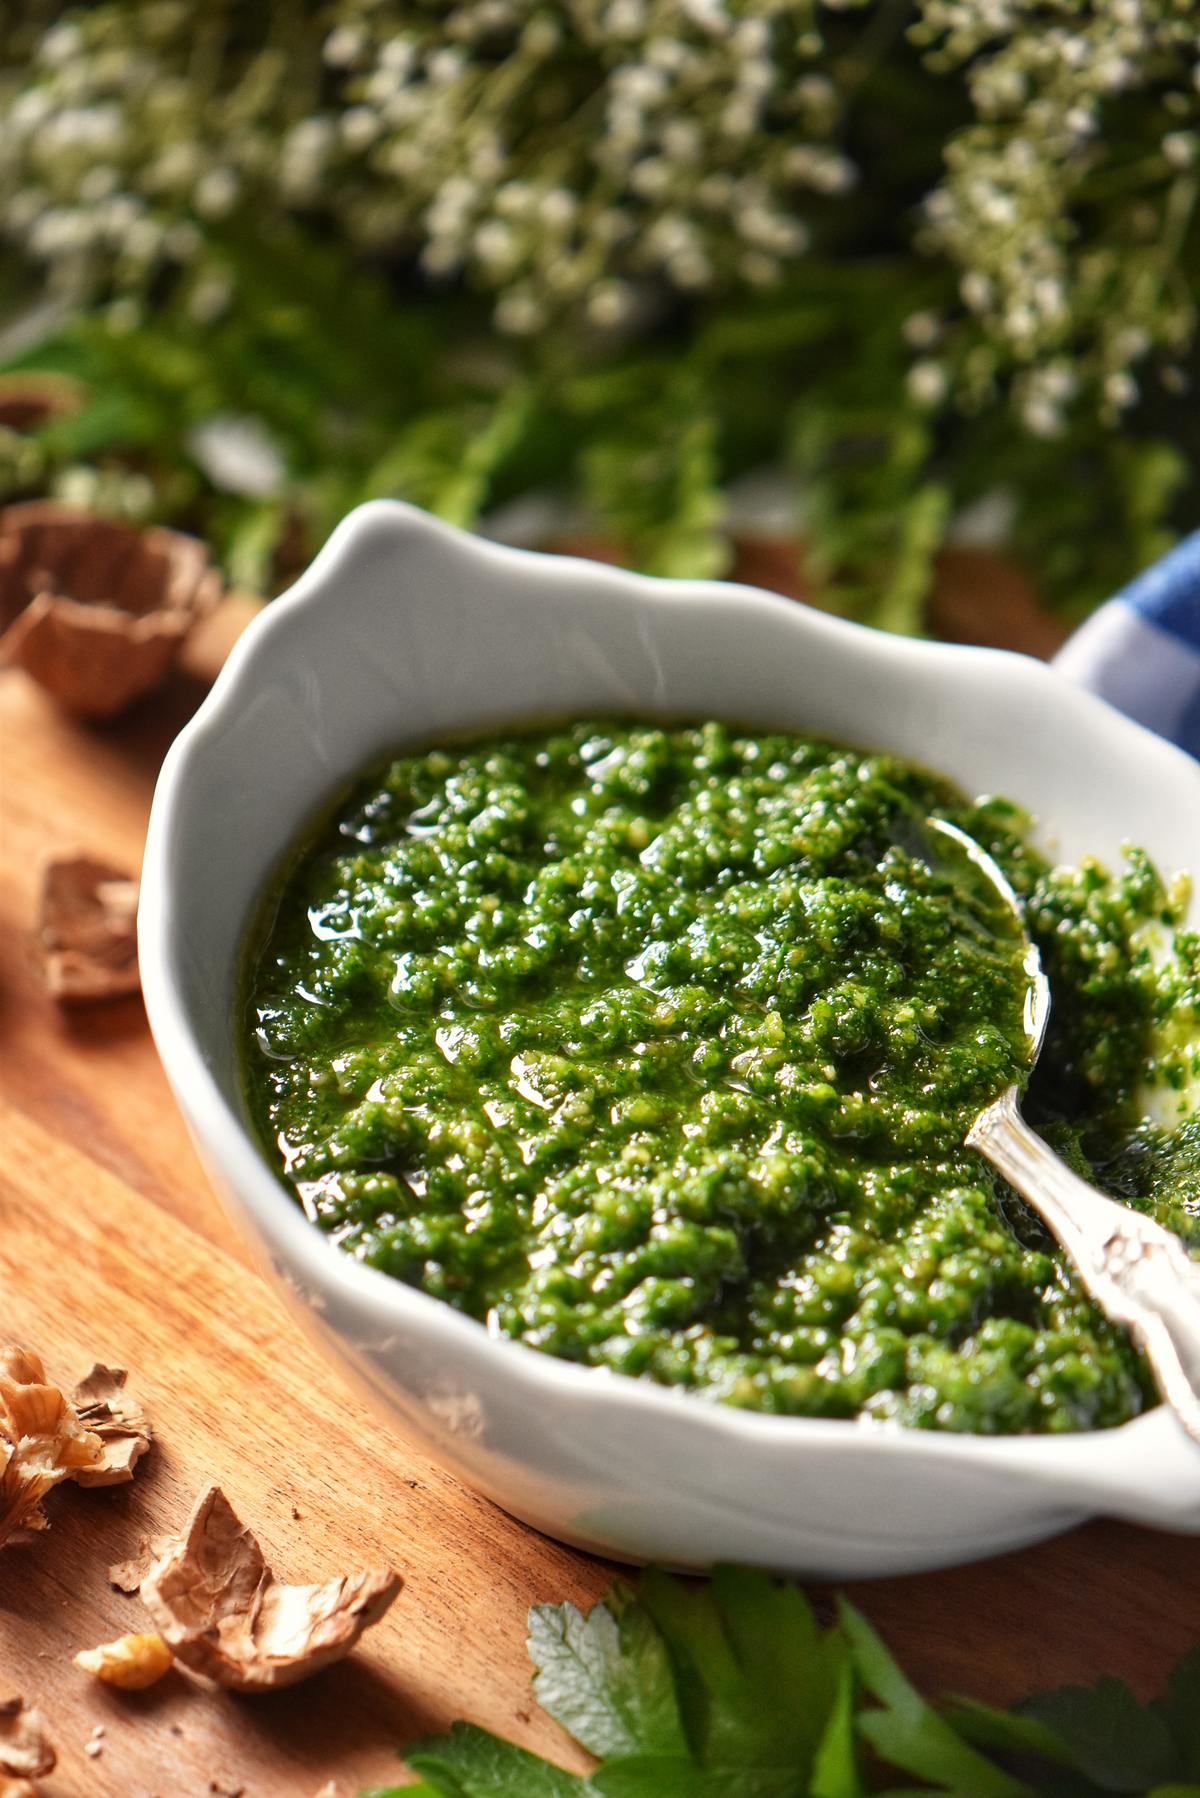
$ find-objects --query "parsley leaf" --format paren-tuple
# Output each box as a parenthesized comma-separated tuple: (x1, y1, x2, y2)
(1152, 1646, 1200, 1777)
(393, 1723, 592, 1797)
(1018, 1680, 1177, 1791)
(838, 1601, 1031, 1797)
(528, 1581, 687, 1761)
(363, 1568, 1200, 1798)
(640, 1565, 850, 1786)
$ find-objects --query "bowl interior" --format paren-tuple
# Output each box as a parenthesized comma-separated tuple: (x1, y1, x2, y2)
(157, 504, 1200, 1132)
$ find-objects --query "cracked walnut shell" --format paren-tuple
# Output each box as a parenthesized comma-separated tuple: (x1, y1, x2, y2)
(0, 1349, 150, 1546)
(71, 1364, 151, 1485)
(140, 1486, 401, 1690)
(0, 1348, 103, 1547)
(0, 502, 221, 719)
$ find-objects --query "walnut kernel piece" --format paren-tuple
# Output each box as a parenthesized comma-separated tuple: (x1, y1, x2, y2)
(71, 1365, 151, 1486)
(38, 853, 139, 1002)
(74, 1634, 173, 1691)
(0, 1692, 56, 1780)
(0, 502, 222, 719)
(140, 1486, 401, 1691)
(0, 1349, 102, 1547)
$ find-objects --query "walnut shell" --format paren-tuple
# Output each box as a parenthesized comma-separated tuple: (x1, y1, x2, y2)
(139, 1486, 401, 1691)
(0, 503, 222, 719)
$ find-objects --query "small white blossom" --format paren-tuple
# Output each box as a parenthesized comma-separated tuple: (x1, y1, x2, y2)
(960, 270, 993, 312)
(903, 310, 942, 349)
(1164, 131, 1198, 169)
(494, 289, 545, 334)
(1104, 370, 1138, 410)
(681, 0, 729, 34)
(587, 278, 635, 326)
(44, 104, 122, 154)
(10, 88, 54, 134)
(188, 415, 286, 497)
(1021, 396, 1065, 438)
(494, 180, 534, 219)
(324, 26, 366, 68)
(194, 168, 239, 219)
(39, 23, 84, 68)
(79, 165, 119, 203)
(474, 219, 518, 269)
(538, 189, 577, 229)
(427, 49, 465, 85)
(522, 16, 560, 55)
(380, 37, 416, 74)
(605, 0, 646, 38)
(420, 239, 463, 275)
(630, 157, 671, 200)
(341, 106, 380, 150)
(907, 360, 949, 407)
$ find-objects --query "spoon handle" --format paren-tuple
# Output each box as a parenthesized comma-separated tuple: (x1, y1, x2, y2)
(969, 1086, 1200, 1445)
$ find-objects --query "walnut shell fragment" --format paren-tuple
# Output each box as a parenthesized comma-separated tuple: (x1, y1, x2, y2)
(109, 1533, 171, 1594)
(74, 1633, 173, 1691)
(0, 1692, 56, 1781)
(0, 1348, 102, 1547)
(38, 853, 139, 1002)
(0, 502, 222, 719)
(139, 1486, 401, 1691)
(71, 1364, 151, 1485)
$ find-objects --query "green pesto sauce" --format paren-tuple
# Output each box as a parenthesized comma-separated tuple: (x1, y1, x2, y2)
(243, 721, 1200, 1433)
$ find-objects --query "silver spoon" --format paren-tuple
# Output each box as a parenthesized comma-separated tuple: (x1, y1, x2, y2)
(924, 817, 1200, 1444)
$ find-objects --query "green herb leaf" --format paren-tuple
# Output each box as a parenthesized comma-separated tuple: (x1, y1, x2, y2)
(641, 1564, 848, 1785)
(1152, 1646, 1200, 1775)
(369, 1574, 1200, 1798)
(529, 1584, 687, 1760)
(839, 1601, 1031, 1797)
(403, 1722, 592, 1797)
(945, 1694, 1078, 1766)
(810, 1655, 868, 1798)
(1018, 1679, 1178, 1791)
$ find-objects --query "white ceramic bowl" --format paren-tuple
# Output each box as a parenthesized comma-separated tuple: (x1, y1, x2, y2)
(140, 500, 1200, 1577)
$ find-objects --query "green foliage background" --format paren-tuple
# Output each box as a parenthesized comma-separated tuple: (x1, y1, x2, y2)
(1, 1, 1197, 627)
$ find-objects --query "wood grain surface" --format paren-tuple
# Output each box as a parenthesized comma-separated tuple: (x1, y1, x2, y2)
(1, 593, 1197, 1798)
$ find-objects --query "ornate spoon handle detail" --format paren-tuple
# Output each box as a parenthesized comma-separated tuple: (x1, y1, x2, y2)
(969, 1086, 1200, 1445)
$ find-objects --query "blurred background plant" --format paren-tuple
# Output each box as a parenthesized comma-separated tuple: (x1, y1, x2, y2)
(0, 0, 1196, 630)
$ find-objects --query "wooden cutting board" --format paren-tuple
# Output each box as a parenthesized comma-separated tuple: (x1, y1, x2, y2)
(1, 604, 1198, 1798)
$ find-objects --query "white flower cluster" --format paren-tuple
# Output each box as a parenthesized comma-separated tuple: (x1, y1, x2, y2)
(915, 0, 1200, 434)
(0, 3, 305, 323)
(0, 0, 853, 333)
(325, 0, 856, 332)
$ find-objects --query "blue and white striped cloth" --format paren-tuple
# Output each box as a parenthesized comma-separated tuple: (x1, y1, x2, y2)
(1055, 530, 1200, 759)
